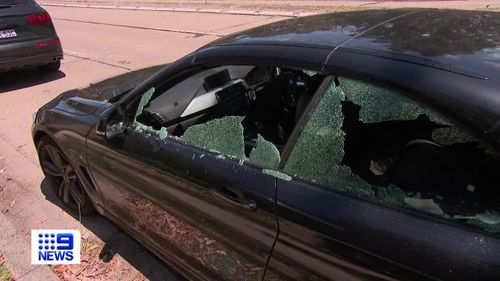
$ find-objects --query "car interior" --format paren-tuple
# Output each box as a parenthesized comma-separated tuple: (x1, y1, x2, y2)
(136, 65, 325, 155)
(341, 100, 500, 218)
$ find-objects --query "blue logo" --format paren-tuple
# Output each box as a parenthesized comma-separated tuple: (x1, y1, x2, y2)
(32, 230, 80, 264)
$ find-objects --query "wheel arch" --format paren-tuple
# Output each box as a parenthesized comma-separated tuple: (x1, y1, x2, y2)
(34, 129, 51, 147)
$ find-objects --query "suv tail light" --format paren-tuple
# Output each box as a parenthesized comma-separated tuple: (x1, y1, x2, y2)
(34, 39, 60, 48)
(27, 13, 52, 25)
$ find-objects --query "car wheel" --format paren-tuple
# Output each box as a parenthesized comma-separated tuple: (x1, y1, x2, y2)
(37, 136, 94, 214)
(37, 61, 61, 73)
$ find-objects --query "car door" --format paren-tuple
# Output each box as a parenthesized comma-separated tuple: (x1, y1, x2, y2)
(85, 64, 280, 281)
(265, 76, 500, 280)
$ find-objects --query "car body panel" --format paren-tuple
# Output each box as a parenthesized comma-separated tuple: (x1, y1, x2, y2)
(207, 9, 412, 51)
(38, 64, 167, 118)
(267, 177, 500, 281)
(208, 9, 500, 80)
(32, 108, 103, 210)
(194, 44, 331, 73)
(73, 64, 167, 102)
(340, 9, 500, 80)
(85, 125, 279, 280)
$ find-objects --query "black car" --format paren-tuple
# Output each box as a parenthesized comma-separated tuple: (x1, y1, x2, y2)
(32, 9, 500, 281)
(0, 0, 62, 72)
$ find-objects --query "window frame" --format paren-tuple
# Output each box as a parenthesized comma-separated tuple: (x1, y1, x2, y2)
(122, 59, 333, 169)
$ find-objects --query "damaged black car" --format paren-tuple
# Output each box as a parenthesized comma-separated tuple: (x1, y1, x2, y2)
(32, 8, 500, 281)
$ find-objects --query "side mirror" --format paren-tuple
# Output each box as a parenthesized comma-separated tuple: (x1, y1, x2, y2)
(96, 104, 126, 139)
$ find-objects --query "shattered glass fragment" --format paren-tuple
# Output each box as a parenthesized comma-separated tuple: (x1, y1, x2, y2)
(404, 197, 444, 216)
(339, 77, 451, 125)
(262, 169, 292, 181)
(282, 75, 498, 234)
(107, 121, 124, 134)
(455, 211, 500, 233)
(375, 185, 406, 205)
(158, 127, 168, 140)
(181, 116, 245, 158)
(249, 134, 280, 169)
(432, 127, 476, 145)
(284, 81, 373, 197)
(304, 70, 318, 76)
(131, 87, 171, 140)
(473, 211, 500, 224)
(468, 219, 500, 233)
(216, 154, 227, 160)
(133, 121, 170, 141)
(284, 81, 344, 177)
(134, 87, 155, 123)
(134, 122, 155, 133)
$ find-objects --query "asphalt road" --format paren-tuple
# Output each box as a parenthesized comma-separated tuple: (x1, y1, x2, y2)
(0, 6, 286, 280)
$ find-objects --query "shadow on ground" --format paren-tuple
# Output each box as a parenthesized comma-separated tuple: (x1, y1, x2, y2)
(0, 68, 65, 94)
(40, 179, 182, 281)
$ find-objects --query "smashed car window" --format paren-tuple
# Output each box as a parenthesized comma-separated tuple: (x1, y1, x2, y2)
(283, 81, 373, 197)
(133, 65, 324, 163)
(181, 116, 246, 158)
(132, 87, 169, 140)
(339, 77, 451, 125)
(249, 134, 281, 169)
(284, 77, 500, 234)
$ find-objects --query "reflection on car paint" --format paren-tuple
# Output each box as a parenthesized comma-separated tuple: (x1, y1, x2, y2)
(123, 195, 266, 280)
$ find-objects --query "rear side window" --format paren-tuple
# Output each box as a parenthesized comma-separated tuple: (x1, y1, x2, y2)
(283, 77, 500, 234)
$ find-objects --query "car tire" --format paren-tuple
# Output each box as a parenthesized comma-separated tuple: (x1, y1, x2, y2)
(37, 61, 61, 73)
(37, 136, 94, 214)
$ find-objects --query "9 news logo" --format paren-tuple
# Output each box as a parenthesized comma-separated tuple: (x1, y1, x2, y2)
(31, 230, 81, 264)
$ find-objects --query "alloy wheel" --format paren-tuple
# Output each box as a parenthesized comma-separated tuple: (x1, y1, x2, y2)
(39, 144, 85, 209)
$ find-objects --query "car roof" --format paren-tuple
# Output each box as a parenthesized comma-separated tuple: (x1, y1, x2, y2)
(205, 9, 500, 81)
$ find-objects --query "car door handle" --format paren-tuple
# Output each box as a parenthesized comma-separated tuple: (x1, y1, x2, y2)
(210, 188, 257, 212)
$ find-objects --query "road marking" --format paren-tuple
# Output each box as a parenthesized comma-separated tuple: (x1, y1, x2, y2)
(64, 50, 132, 71)
(41, 2, 305, 17)
(54, 18, 225, 37)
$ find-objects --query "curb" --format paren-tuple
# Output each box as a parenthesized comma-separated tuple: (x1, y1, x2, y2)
(40, 2, 318, 17)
